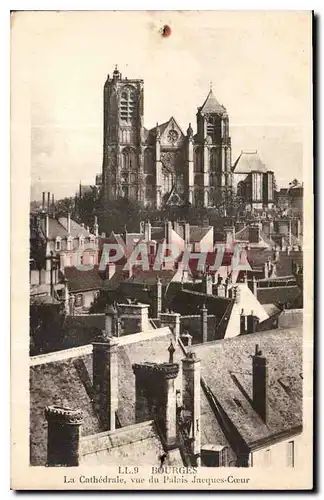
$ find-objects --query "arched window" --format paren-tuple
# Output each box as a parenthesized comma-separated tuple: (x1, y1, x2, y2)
(194, 148, 203, 173)
(121, 148, 137, 171)
(210, 149, 218, 172)
(144, 149, 154, 174)
(120, 87, 136, 122)
(55, 237, 61, 251)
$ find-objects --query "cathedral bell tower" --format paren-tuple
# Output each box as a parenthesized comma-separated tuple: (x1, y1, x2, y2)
(102, 66, 145, 204)
(195, 86, 232, 207)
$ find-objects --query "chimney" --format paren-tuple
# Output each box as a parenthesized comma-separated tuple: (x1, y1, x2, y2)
(44, 406, 83, 466)
(249, 224, 260, 244)
(132, 356, 180, 448)
(44, 213, 49, 239)
(240, 309, 246, 334)
(182, 351, 201, 466)
(42, 191, 46, 211)
(118, 303, 149, 333)
(247, 310, 259, 333)
(106, 263, 116, 281)
(184, 223, 190, 245)
(252, 276, 257, 296)
(94, 216, 99, 237)
(47, 192, 51, 213)
(202, 273, 213, 295)
(180, 330, 192, 348)
(224, 226, 235, 250)
(92, 331, 119, 431)
(165, 220, 173, 244)
(200, 304, 208, 343)
(52, 194, 55, 218)
(153, 277, 162, 317)
(67, 213, 71, 234)
(159, 312, 181, 340)
(252, 345, 268, 423)
(104, 303, 118, 337)
(144, 221, 152, 241)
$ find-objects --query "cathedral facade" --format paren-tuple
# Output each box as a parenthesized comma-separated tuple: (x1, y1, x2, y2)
(101, 66, 232, 209)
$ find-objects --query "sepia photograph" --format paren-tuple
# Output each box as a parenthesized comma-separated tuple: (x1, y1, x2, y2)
(11, 10, 313, 490)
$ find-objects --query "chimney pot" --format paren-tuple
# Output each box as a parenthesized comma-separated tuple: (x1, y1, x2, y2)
(45, 406, 83, 466)
(252, 346, 268, 423)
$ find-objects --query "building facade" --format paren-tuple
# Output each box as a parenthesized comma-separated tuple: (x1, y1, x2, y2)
(101, 66, 232, 209)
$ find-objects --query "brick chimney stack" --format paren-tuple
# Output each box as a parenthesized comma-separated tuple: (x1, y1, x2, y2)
(132, 360, 180, 449)
(42, 191, 46, 211)
(144, 221, 152, 241)
(94, 215, 99, 237)
(252, 344, 268, 423)
(182, 351, 201, 466)
(200, 304, 208, 343)
(104, 303, 118, 337)
(92, 330, 119, 431)
(45, 406, 83, 466)
(202, 273, 213, 295)
(52, 193, 55, 218)
(67, 212, 71, 234)
(47, 191, 51, 213)
(154, 277, 162, 317)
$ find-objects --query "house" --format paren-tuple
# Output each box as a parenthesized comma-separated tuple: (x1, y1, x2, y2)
(29, 303, 303, 468)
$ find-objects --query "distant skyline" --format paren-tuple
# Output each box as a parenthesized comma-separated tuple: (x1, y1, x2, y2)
(20, 11, 311, 201)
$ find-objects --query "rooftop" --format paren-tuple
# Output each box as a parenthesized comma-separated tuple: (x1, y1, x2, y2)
(232, 151, 268, 174)
(193, 326, 303, 449)
(199, 89, 227, 115)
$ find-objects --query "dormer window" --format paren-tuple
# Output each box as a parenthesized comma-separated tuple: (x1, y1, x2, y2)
(79, 236, 84, 249)
(67, 236, 73, 251)
(55, 237, 61, 251)
(89, 236, 95, 248)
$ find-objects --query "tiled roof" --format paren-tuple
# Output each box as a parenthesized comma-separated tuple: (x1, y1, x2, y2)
(30, 351, 101, 465)
(47, 218, 69, 239)
(81, 421, 167, 466)
(123, 269, 176, 286)
(58, 217, 92, 238)
(29, 327, 179, 465)
(64, 266, 104, 292)
(275, 251, 303, 277)
(189, 226, 212, 243)
(199, 89, 226, 115)
(232, 151, 268, 174)
(193, 326, 302, 448)
(257, 285, 301, 306)
(278, 309, 303, 329)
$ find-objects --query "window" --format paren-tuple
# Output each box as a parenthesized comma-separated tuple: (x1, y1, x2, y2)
(287, 441, 294, 468)
(89, 236, 95, 248)
(74, 294, 84, 308)
(79, 236, 84, 249)
(120, 87, 136, 122)
(55, 238, 61, 251)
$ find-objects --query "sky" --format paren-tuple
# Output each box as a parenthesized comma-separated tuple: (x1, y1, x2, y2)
(12, 11, 311, 201)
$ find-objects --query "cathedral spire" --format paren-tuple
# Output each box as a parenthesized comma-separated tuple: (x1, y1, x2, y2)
(199, 88, 226, 115)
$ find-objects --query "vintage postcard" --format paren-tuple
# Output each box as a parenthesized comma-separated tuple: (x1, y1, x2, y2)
(11, 10, 313, 490)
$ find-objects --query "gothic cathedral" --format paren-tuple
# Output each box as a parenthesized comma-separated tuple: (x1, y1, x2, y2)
(102, 66, 233, 209)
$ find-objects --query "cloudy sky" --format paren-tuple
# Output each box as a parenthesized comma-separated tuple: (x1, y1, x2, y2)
(12, 11, 311, 201)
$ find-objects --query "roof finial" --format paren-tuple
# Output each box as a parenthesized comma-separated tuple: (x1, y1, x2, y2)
(209, 80, 213, 91)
